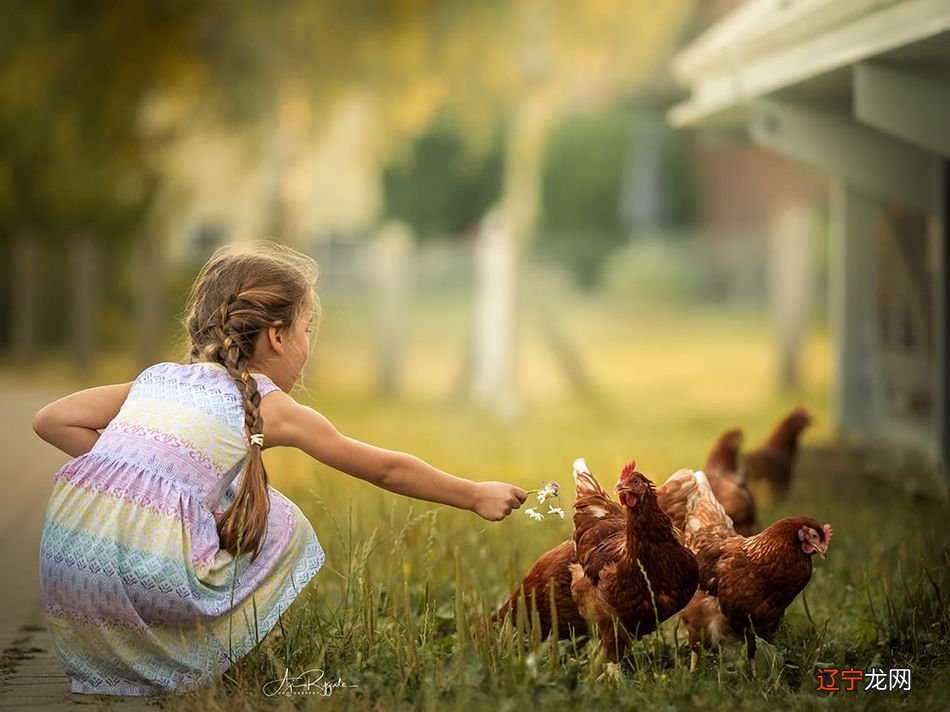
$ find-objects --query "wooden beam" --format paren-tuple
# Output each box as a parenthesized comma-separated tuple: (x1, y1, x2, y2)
(855, 63, 950, 159)
(749, 99, 937, 213)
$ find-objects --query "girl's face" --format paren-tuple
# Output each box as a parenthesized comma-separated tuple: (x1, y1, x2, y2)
(251, 293, 315, 393)
(281, 297, 315, 390)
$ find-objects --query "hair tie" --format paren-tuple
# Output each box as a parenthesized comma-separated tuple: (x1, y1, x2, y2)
(250, 433, 264, 448)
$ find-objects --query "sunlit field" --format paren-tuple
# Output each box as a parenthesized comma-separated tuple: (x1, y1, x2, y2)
(21, 282, 950, 710)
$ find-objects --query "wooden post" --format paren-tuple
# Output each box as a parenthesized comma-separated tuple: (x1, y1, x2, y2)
(71, 233, 97, 374)
(372, 221, 412, 397)
(829, 181, 879, 434)
(472, 209, 519, 419)
(12, 230, 38, 364)
(767, 201, 814, 389)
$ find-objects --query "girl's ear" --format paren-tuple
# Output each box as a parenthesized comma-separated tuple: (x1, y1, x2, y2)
(266, 322, 285, 354)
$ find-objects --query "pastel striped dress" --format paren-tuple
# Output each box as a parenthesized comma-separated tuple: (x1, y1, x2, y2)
(39, 361, 326, 696)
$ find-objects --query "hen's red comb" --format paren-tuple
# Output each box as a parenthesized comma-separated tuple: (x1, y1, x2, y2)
(620, 460, 638, 479)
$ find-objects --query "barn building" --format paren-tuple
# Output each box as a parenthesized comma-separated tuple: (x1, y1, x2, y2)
(669, 0, 950, 488)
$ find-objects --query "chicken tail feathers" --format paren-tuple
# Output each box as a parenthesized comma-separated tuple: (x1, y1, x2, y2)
(573, 458, 608, 497)
(656, 468, 697, 532)
(685, 470, 736, 540)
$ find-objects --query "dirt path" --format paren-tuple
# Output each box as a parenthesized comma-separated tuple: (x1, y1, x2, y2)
(0, 376, 157, 711)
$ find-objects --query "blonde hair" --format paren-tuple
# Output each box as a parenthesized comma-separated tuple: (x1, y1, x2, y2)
(182, 241, 320, 560)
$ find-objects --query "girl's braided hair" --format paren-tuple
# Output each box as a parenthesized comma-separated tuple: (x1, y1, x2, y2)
(182, 241, 319, 560)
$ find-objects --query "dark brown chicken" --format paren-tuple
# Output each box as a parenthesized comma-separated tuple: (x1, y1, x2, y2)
(494, 458, 705, 641)
(671, 469, 832, 674)
(492, 459, 624, 639)
(491, 540, 586, 639)
(569, 459, 699, 661)
(742, 406, 812, 505)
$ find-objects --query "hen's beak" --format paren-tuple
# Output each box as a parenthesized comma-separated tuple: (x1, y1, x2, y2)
(817, 543, 828, 560)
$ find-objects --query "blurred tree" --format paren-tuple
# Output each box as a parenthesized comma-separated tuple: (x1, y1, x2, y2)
(657, 123, 701, 230)
(382, 117, 504, 239)
(537, 108, 633, 289)
(0, 0, 692, 384)
(202, 1, 693, 250)
(138, 1, 690, 410)
(0, 1, 202, 363)
(537, 106, 701, 289)
(407, 0, 692, 411)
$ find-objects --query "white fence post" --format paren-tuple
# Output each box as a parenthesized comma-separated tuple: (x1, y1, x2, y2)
(471, 209, 519, 419)
(373, 221, 413, 396)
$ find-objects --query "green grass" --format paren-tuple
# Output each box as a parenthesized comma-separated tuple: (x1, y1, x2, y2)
(20, 284, 950, 710)
(162, 291, 948, 710)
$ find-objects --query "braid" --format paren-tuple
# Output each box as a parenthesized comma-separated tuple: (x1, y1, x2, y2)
(217, 308, 263, 443)
(213, 298, 271, 560)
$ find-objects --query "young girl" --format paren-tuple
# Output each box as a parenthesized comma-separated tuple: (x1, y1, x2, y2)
(32, 242, 527, 696)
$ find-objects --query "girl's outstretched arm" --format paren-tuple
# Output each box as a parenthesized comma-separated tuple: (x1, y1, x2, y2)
(261, 391, 527, 521)
(33, 382, 134, 458)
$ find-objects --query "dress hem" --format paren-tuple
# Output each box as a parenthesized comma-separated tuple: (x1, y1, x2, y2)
(64, 543, 325, 697)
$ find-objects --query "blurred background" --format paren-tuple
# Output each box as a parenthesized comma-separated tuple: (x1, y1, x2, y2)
(2, 0, 950, 706)
(2, 0, 946, 488)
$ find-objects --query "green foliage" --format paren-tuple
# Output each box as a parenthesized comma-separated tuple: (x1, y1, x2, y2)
(195, 450, 947, 709)
(537, 108, 633, 289)
(657, 125, 700, 230)
(0, 1, 198, 238)
(536, 107, 701, 291)
(382, 117, 504, 240)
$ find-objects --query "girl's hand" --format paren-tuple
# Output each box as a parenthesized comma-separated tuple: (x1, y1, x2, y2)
(471, 482, 528, 521)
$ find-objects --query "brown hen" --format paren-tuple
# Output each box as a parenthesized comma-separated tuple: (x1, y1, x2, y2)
(671, 469, 832, 674)
(742, 406, 812, 505)
(569, 458, 699, 662)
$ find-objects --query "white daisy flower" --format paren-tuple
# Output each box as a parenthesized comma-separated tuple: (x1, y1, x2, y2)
(524, 507, 544, 521)
(547, 506, 565, 519)
(536, 481, 560, 504)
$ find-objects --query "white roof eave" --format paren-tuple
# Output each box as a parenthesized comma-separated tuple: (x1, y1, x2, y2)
(670, 0, 950, 127)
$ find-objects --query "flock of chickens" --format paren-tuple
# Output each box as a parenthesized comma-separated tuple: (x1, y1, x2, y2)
(492, 406, 832, 674)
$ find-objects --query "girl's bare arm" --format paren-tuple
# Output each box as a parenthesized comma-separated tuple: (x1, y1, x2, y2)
(33, 382, 134, 458)
(261, 390, 527, 521)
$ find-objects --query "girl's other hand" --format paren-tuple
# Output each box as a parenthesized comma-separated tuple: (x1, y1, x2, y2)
(472, 482, 528, 521)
